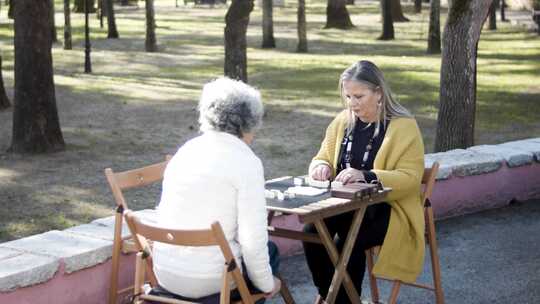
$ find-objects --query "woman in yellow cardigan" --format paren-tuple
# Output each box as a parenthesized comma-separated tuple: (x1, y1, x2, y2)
(304, 60, 425, 303)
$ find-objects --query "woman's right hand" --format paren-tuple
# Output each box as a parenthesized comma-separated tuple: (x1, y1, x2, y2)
(310, 164, 331, 181)
(265, 276, 282, 299)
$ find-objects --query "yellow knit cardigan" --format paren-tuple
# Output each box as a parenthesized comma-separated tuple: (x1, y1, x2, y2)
(311, 110, 425, 283)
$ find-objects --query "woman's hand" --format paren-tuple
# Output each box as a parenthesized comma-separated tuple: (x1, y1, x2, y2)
(310, 164, 332, 181)
(264, 276, 282, 299)
(335, 168, 365, 185)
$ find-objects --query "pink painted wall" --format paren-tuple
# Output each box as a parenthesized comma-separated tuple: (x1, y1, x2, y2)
(431, 163, 540, 218)
(0, 254, 135, 304)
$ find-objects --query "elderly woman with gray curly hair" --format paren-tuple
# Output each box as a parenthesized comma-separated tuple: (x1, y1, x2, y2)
(152, 77, 281, 302)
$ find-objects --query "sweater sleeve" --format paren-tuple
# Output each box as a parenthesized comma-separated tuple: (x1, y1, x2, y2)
(236, 157, 274, 293)
(371, 119, 424, 202)
(309, 112, 345, 176)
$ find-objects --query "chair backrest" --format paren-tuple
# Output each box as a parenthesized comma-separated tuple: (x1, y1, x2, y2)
(105, 156, 172, 211)
(124, 210, 257, 304)
(421, 162, 439, 208)
(105, 156, 172, 304)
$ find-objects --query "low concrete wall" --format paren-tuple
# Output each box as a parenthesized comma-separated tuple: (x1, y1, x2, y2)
(1, 138, 539, 303)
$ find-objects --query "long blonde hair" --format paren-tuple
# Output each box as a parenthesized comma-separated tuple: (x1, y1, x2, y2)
(338, 60, 411, 133)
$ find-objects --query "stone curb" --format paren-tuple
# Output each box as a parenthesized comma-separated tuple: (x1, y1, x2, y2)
(0, 248, 59, 292)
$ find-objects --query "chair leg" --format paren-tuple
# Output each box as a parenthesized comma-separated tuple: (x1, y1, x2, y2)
(365, 248, 380, 304)
(134, 252, 146, 304)
(426, 207, 445, 304)
(388, 281, 401, 304)
(276, 274, 295, 304)
(109, 211, 124, 304)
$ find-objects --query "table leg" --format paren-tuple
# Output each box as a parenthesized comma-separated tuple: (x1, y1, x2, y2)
(313, 207, 366, 304)
(327, 207, 367, 303)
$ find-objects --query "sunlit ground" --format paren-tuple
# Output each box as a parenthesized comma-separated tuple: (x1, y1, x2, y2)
(0, 0, 538, 241)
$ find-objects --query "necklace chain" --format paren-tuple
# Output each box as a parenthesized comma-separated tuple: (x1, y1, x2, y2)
(343, 122, 380, 169)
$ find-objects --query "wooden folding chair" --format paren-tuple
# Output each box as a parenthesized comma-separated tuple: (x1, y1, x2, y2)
(105, 156, 172, 304)
(124, 210, 268, 304)
(365, 162, 444, 304)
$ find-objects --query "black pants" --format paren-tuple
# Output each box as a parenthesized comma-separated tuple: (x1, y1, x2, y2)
(302, 203, 391, 304)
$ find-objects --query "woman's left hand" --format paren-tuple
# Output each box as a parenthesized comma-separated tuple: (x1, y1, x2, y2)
(335, 168, 365, 185)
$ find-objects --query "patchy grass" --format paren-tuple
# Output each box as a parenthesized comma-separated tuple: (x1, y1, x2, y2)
(0, 0, 539, 241)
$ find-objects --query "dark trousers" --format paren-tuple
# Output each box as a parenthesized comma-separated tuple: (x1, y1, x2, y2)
(302, 203, 391, 304)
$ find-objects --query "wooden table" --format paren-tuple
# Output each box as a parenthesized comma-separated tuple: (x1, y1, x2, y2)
(265, 177, 390, 304)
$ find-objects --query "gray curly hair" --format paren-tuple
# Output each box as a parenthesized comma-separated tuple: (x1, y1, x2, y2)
(198, 77, 264, 138)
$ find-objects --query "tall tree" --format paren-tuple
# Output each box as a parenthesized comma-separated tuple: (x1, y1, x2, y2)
(325, 0, 354, 29)
(49, 0, 58, 43)
(435, 0, 493, 152)
(224, 0, 254, 82)
(500, 0, 506, 22)
(105, 0, 119, 38)
(262, 0, 276, 48)
(8, 0, 13, 19)
(145, 0, 157, 52)
(11, 0, 65, 153)
(0, 55, 10, 111)
(414, 0, 422, 13)
(391, 0, 409, 22)
(64, 0, 72, 50)
(488, 0, 496, 30)
(427, 0, 440, 54)
(297, 0, 308, 53)
(73, 0, 96, 12)
(379, 0, 394, 40)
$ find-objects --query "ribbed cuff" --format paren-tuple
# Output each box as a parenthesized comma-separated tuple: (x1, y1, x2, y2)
(363, 170, 378, 183)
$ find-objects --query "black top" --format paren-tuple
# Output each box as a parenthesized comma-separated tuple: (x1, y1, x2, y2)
(337, 119, 389, 218)
(338, 119, 387, 181)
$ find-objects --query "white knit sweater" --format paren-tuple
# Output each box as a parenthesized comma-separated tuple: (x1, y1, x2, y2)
(152, 131, 274, 298)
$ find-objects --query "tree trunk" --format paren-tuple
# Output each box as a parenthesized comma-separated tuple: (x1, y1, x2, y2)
(488, 0, 496, 30)
(99, 0, 106, 28)
(414, 0, 421, 13)
(379, 0, 394, 40)
(325, 0, 354, 29)
(0, 55, 10, 111)
(105, 0, 119, 38)
(434, 0, 493, 152)
(49, 0, 58, 43)
(11, 0, 65, 153)
(297, 0, 308, 53)
(427, 0, 440, 53)
(145, 0, 157, 52)
(500, 0, 506, 22)
(73, 0, 96, 12)
(64, 0, 72, 49)
(391, 0, 409, 22)
(262, 0, 276, 48)
(224, 0, 254, 82)
(8, 0, 13, 19)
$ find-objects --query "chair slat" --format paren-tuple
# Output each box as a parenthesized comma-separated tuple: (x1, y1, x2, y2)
(113, 161, 169, 190)
(126, 212, 217, 246)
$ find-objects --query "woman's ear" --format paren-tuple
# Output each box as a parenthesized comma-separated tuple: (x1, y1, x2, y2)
(375, 88, 383, 104)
